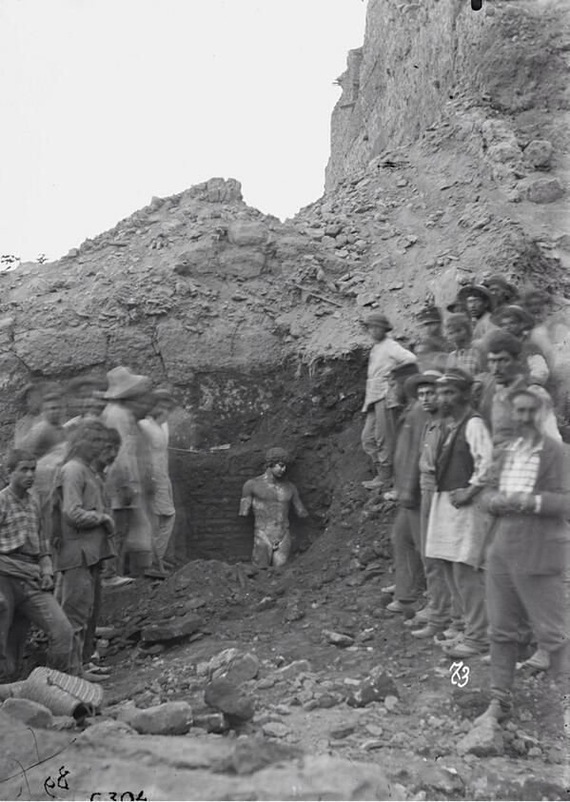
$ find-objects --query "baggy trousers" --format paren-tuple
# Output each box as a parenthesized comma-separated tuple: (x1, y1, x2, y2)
(153, 513, 176, 561)
(0, 574, 73, 676)
(361, 400, 397, 479)
(60, 562, 101, 675)
(487, 549, 568, 706)
(420, 490, 454, 628)
(392, 506, 425, 603)
(441, 561, 488, 649)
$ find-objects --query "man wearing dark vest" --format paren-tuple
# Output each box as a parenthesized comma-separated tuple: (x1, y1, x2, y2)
(425, 368, 494, 658)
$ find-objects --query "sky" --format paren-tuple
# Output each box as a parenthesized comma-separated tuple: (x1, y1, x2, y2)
(0, 0, 366, 262)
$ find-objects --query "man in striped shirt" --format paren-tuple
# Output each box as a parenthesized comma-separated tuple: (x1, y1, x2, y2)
(0, 449, 73, 679)
(476, 387, 569, 725)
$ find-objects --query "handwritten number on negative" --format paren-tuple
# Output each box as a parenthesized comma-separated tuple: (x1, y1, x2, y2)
(449, 660, 470, 688)
(89, 793, 148, 801)
(44, 766, 70, 798)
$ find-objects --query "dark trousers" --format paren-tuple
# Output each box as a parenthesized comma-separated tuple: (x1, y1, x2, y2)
(392, 506, 425, 603)
(0, 574, 73, 676)
(60, 563, 102, 675)
(487, 549, 567, 706)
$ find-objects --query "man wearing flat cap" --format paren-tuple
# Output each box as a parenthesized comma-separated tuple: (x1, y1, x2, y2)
(239, 448, 308, 568)
(425, 368, 494, 658)
(361, 312, 417, 490)
(101, 367, 153, 586)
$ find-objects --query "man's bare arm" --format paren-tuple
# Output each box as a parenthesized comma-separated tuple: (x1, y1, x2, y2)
(291, 485, 309, 518)
(239, 480, 254, 516)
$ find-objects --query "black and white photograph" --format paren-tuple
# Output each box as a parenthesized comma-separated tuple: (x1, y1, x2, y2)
(0, 0, 568, 799)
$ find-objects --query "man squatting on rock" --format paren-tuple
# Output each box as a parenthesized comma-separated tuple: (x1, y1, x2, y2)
(239, 448, 308, 569)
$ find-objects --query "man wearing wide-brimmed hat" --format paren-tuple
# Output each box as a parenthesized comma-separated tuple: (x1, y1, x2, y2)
(139, 388, 177, 577)
(360, 312, 416, 490)
(447, 285, 495, 343)
(414, 306, 449, 372)
(415, 306, 448, 351)
(425, 368, 494, 659)
(101, 367, 153, 587)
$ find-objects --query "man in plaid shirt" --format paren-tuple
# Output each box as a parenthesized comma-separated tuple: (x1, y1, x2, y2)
(445, 313, 485, 378)
(476, 387, 569, 725)
(0, 449, 72, 679)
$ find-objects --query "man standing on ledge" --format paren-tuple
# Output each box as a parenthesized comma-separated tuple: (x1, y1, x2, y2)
(360, 312, 416, 490)
(239, 448, 308, 569)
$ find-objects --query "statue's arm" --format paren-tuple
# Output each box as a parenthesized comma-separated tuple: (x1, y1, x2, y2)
(291, 485, 309, 518)
(239, 480, 254, 516)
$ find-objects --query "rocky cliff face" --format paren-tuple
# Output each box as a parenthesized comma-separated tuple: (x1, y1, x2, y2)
(3, 0, 570, 560)
(326, 0, 570, 190)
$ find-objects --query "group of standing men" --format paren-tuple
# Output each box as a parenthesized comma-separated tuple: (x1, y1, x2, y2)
(0, 367, 176, 682)
(361, 275, 569, 724)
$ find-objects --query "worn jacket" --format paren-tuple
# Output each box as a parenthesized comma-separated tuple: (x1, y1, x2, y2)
(485, 436, 570, 574)
(52, 459, 115, 571)
(101, 403, 148, 509)
(393, 401, 428, 508)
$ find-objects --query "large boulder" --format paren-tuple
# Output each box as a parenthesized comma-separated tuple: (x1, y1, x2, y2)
(204, 678, 255, 723)
(118, 702, 193, 736)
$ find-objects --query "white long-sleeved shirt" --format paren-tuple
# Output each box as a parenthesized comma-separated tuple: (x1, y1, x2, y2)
(362, 338, 416, 411)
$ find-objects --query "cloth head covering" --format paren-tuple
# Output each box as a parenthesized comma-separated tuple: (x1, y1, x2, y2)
(491, 304, 534, 329)
(507, 384, 544, 409)
(416, 306, 442, 325)
(436, 367, 474, 391)
(363, 312, 393, 331)
(103, 367, 151, 401)
(404, 370, 443, 397)
(445, 312, 472, 334)
(265, 447, 290, 466)
(446, 298, 467, 313)
(484, 330, 522, 357)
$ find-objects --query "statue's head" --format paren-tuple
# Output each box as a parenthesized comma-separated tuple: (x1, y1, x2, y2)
(265, 447, 290, 479)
